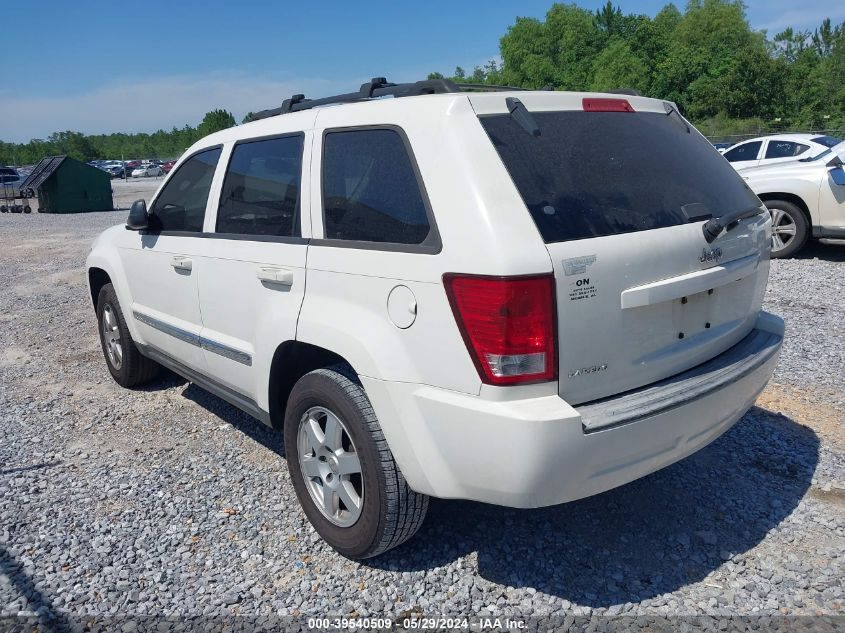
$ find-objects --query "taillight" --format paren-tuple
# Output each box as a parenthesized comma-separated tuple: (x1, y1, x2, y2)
(443, 274, 557, 386)
(582, 98, 635, 112)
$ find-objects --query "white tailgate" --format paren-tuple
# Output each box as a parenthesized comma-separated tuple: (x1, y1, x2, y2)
(548, 215, 771, 405)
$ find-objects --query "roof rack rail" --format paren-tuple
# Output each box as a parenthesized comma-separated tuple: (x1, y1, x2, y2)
(247, 77, 531, 122)
(454, 83, 527, 92)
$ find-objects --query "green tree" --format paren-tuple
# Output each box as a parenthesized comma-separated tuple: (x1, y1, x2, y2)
(47, 131, 97, 161)
(590, 37, 649, 93)
(659, 0, 779, 119)
(595, 1, 623, 35)
(197, 109, 236, 137)
(542, 3, 603, 89)
(498, 17, 556, 87)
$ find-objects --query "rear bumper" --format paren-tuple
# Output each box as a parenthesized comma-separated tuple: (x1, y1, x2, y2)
(362, 312, 783, 508)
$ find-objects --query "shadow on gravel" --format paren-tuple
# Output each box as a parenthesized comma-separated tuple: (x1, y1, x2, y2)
(0, 545, 68, 630)
(366, 406, 819, 608)
(182, 383, 286, 458)
(0, 461, 61, 476)
(793, 240, 845, 262)
(138, 369, 286, 456)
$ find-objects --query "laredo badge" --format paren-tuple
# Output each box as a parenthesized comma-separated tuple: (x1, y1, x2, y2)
(569, 363, 608, 378)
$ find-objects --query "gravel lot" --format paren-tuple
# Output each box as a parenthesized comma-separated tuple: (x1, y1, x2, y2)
(0, 203, 843, 626)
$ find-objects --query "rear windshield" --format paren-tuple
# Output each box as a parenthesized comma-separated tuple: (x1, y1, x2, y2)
(480, 110, 761, 243)
(812, 135, 842, 148)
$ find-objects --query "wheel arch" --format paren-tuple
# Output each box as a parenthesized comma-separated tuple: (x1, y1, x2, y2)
(88, 267, 112, 309)
(757, 192, 812, 224)
(267, 341, 352, 429)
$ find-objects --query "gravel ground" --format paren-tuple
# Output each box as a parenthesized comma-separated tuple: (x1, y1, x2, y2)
(0, 209, 843, 627)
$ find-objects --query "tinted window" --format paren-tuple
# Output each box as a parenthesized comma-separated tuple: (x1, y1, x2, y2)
(151, 148, 221, 232)
(765, 141, 809, 159)
(481, 111, 760, 244)
(217, 135, 303, 236)
(723, 141, 762, 162)
(811, 135, 842, 148)
(322, 129, 430, 244)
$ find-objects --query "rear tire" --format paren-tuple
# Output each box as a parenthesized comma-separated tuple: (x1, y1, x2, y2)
(764, 200, 808, 258)
(284, 364, 428, 558)
(96, 283, 160, 387)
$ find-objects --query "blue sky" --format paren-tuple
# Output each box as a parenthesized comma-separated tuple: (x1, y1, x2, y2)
(1, 0, 840, 142)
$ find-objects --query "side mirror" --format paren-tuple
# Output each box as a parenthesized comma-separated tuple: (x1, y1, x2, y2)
(126, 199, 150, 230)
(829, 166, 845, 187)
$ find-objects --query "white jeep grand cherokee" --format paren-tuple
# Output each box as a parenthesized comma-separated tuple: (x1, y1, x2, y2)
(87, 79, 784, 558)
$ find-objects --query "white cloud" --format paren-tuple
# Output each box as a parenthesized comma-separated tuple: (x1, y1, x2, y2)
(0, 72, 342, 143)
(750, 1, 845, 33)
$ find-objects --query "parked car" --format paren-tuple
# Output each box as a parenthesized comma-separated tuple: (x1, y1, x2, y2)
(741, 141, 845, 257)
(87, 80, 783, 558)
(723, 133, 841, 171)
(131, 165, 164, 178)
(712, 142, 732, 153)
(106, 165, 130, 179)
(162, 160, 176, 173)
(0, 167, 33, 198)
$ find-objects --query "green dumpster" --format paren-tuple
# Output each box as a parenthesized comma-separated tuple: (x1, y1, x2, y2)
(21, 155, 114, 213)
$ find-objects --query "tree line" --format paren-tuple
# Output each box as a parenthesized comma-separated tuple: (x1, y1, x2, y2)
(429, 0, 844, 136)
(0, 110, 236, 167)
(2, 1, 843, 166)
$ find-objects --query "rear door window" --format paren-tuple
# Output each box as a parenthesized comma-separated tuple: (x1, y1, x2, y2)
(724, 142, 762, 162)
(480, 110, 760, 244)
(765, 141, 809, 159)
(321, 128, 433, 246)
(151, 148, 221, 232)
(217, 135, 304, 237)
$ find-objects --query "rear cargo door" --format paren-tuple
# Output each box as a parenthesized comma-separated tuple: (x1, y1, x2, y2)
(477, 96, 772, 405)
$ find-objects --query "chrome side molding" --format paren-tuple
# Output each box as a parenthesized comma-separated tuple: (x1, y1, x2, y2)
(133, 311, 252, 366)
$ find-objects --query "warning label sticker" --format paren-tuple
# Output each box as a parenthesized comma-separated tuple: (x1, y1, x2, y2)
(568, 277, 597, 301)
(562, 255, 597, 276)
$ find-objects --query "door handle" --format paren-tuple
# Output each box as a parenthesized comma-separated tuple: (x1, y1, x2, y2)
(170, 256, 192, 272)
(257, 266, 294, 286)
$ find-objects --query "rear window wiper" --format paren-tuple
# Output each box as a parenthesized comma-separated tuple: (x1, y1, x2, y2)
(702, 206, 765, 243)
(506, 97, 541, 137)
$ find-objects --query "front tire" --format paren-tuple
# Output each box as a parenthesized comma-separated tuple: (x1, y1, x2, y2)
(765, 200, 809, 258)
(96, 283, 160, 387)
(284, 365, 428, 559)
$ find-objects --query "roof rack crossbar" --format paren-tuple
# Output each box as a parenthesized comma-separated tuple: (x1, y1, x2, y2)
(359, 77, 396, 98)
(246, 78, 531, 122)
(280, 94, 309, 114)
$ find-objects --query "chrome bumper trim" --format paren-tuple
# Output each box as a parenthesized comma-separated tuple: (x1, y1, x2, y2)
(578, 327, 782, 433)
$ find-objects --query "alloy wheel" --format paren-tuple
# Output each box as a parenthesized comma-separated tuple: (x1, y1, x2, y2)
(102, 304, 123, 370)
(769, 207, 796, 254)
(297, 406, 364, 527)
